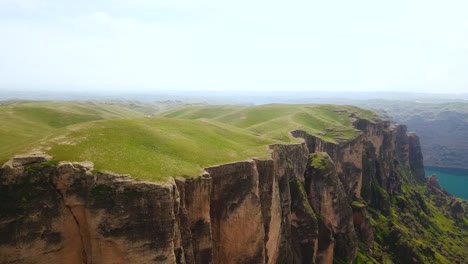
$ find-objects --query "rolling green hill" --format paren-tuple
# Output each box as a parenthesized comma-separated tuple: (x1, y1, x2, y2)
(0, 100, 161, 164)
(48, 117, 275, 181)
(1, 102, 378, 181)
(163, 104, 378, 143)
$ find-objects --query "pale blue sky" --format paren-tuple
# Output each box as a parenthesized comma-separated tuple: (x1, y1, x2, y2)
(0, 0, 467, 93)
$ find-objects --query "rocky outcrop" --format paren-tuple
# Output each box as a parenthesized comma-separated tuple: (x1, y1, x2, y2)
(408, 133, 426, 182)
(0, 117, 432, 264)
(448, 200, 465, 220)
(427, 174, 442, 189)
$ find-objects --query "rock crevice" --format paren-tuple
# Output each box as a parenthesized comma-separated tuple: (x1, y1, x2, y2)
(49, 179, 89, 264)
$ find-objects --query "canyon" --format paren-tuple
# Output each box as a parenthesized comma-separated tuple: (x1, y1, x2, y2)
(1, 109, 466, 264)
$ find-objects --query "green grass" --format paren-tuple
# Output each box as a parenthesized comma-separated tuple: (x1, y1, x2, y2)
(1, 101, 378, 182)
(163, 104, 378, 143)
(47, 118, 275, 181)
(0, 100, 155, 164)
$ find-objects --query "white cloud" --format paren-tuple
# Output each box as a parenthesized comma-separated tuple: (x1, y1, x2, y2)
(0, 0, 41, 11)
(89, 11, 113, 24)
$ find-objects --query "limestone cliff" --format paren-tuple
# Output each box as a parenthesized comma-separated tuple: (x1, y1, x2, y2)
(1, 117, 466, 264)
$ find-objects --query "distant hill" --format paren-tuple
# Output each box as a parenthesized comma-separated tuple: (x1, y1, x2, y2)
(358, 100, 468, 169)
(163, 104, 377, 143)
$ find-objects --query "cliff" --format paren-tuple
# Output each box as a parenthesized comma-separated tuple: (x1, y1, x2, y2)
(1, 118, 467, 264)
(357, 100, 468, 170)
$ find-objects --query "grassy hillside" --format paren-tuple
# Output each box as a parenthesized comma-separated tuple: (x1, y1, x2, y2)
(48, 118, 274, 181)
(0, 100, 158, 164)
(163, 104, 378, 143)
(359, 171, 468, 264)
(1, 102, 378, 181)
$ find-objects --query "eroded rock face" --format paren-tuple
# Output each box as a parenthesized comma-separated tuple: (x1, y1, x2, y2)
(304, 153, 357, 264)
(408, 133, 426, 182)
(207, 161, 266, 264)
(176, 174, 213, 264)
(351, 203, 373, 250)
(448, 200, 465, 220)
(0, 117, 429, 264)
(0, 160, 177, 264)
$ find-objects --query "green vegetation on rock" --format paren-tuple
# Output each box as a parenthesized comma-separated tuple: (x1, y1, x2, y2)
(309, 152, 330, 170)
(290, 178, 317, 221)
(1, 102, 378, 182)
(359, 168, 468, 264)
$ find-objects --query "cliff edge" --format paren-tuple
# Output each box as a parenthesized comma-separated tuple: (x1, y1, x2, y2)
(1, 114, 467, 264)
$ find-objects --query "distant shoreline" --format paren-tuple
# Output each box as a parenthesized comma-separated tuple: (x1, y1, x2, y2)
(425, 166, 468, 177)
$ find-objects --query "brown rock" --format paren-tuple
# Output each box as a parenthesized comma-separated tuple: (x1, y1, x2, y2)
(176, 173, 213, 264)
(304, 152, 357, 264)
(427, 174, 442, 189)
(448, 200, 465, 220)
(408, 133, 426, 182)
(207, 161, 266, 264)
(0, 160, 177, 264)
(11, 152, 52, 166)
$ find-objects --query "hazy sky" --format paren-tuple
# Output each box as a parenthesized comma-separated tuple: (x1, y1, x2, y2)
(0, 0, 467, 93)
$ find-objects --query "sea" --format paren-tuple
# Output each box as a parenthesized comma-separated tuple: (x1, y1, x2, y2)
(425, 166, 468, 200)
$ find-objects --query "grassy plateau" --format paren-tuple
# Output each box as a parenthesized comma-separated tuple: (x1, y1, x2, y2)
(1, 101, 377, 181)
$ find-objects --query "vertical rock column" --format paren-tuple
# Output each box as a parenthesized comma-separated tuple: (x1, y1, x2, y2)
(304, 152, 357, 264)
(270, 143, 316, 264)
(206, 161, 266, 264)
(255, 159, 282, 264)
(408, 133, 426, 182)
(179, 174, 214, 264)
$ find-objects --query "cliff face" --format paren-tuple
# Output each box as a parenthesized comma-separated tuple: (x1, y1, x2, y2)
(1, 118, 464, 264)
(304, 153, 356, 264)
(0, 158, 177, 264)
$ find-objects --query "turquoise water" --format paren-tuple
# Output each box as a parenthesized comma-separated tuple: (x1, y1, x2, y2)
(425, 166, 468, 200)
